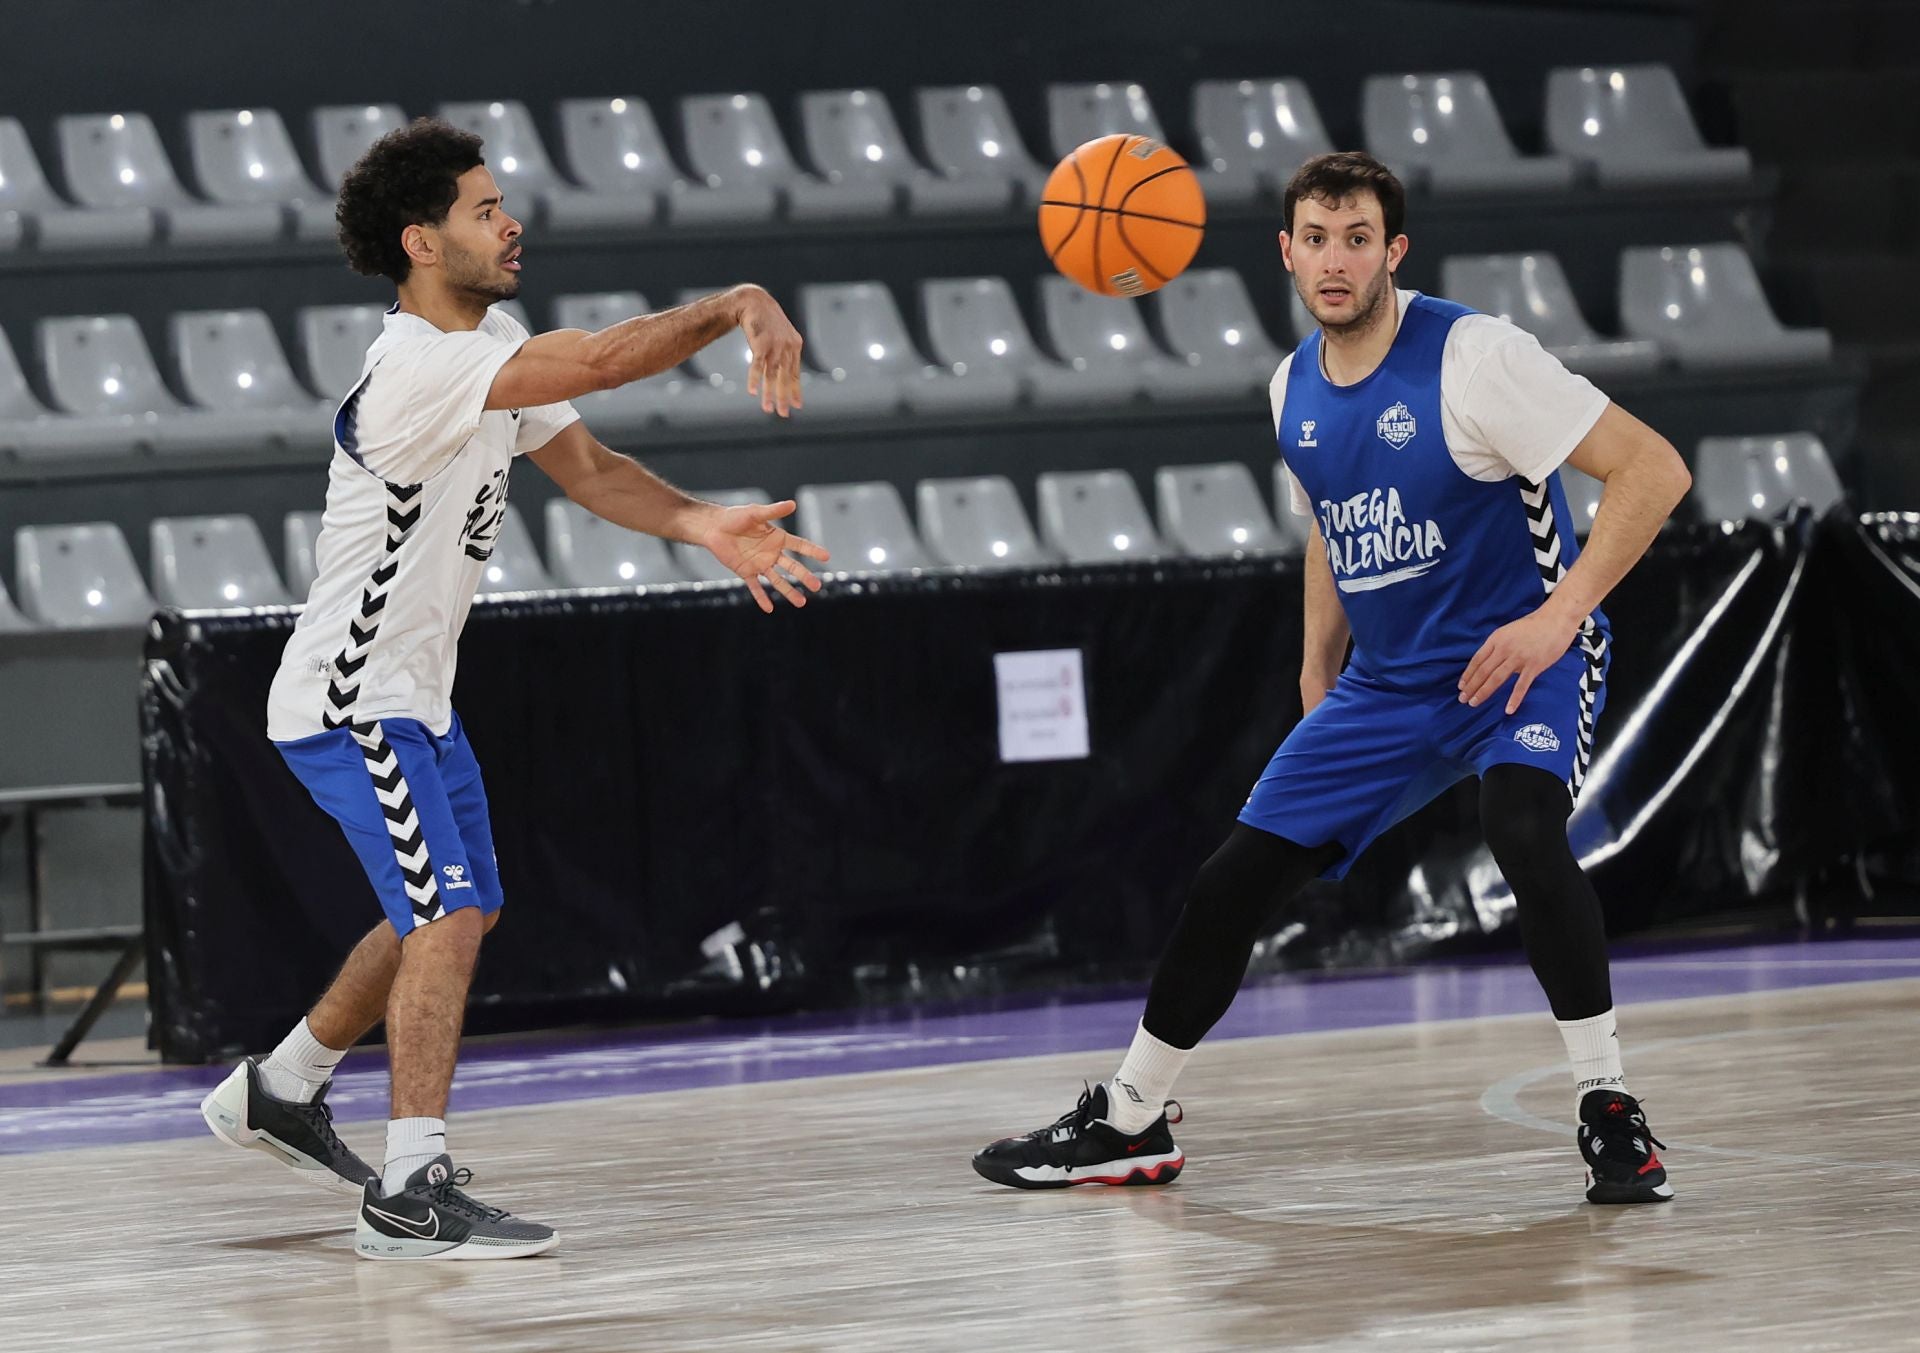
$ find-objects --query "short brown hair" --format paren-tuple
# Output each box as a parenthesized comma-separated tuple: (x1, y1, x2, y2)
(1283, 152, 1406, 240)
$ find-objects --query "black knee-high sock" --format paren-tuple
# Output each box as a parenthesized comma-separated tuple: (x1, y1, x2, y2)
(1141, 824, 1343, 1049)
(1480, 763, 1612, 1020)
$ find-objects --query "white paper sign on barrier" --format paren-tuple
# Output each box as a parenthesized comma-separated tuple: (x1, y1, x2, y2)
(994, 648, 1090, 763)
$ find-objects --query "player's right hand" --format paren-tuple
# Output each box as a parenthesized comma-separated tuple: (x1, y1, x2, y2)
(734, 285, 805, 418)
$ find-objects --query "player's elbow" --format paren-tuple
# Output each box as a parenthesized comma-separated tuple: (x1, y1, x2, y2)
(1654, 441, 1692, 513)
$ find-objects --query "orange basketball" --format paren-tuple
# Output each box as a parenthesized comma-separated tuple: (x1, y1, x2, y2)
(1039, 134, 1206, 297)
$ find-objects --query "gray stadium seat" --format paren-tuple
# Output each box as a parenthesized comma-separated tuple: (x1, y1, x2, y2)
(916, 475, 1057, 568)
(1046, 80, 1163, 155)
(313, 103, 406, 188)
(298, 304, 388, 402)
(1546, 65, 1752, 189)
(1440, 253, 1661, 379)
(0, 573, 32, 631)
(56, 113, 282, 243)
(1047, 80, 1258, 204)
(0, 116, 153, 250)
(670, 487, 775, 582)
(284, 510, 323, 595)
(1693, 433, 1845, 521)
(150, 514, 292, 607)
(920, 276, 1127, 408)
(802, 281, 1019, 414)
(557, 96, 775, 224)
(1039, 276, 1249, 402)
(1556, 462, 1607, 538)
(1191, 79, 1335, 196)
(39, 314, 266, 455)
(1037, 469, 1170, 562)
(0, 325, 146, 462)
(186, 108, 334, 240)
(1362, 73, 1576, 194)
(1155, 462, 1290, 556)
(915, 85, 1049, 206)
(680, 93, 892, 221)
(438, 100, 653, 230)
(796, 482, 936, 572)
(473, 505, 554, 593)
(1618, 244, 1833, 370)
(1155, 268, 1287, 393)
(673, 286, 895, 424)
(801, 89, 1010, 217)
(14, 522, 157, 628)
(545, 496, 680, 587)
(552, 290, 694, 436)
(171, 309, 333, 451)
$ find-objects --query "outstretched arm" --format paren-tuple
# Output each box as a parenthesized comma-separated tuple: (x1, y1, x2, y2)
(1458, 402, 1691, 712)
(485, 284, 805, 416)
(528, 422, 829, 613)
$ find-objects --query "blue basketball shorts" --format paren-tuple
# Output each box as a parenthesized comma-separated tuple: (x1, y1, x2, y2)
(275, 712, 504, 936)
(1238, 638, 1609, 880)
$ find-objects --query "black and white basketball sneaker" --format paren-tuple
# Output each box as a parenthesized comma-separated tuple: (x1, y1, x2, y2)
(356, 1155, 558, 1261)
(200, 1056, 377, 1197)
(1579, 1089, 1674, 1204)
(972, 1082, 1185, 1189)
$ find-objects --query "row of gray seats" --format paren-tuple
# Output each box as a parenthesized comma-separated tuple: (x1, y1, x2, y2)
(0, 434, 1845, 630)
(0, 241, 1829, 463)
(0, 273, 1278, 460)
(0, 63, 1745, 249)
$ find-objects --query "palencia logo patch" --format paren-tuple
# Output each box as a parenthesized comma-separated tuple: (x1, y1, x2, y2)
(1514, 723, 1561, 753)
(1376, 400, 1417, 449)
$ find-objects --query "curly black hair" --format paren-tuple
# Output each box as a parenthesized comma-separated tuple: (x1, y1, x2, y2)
(335, 118, 485, 283)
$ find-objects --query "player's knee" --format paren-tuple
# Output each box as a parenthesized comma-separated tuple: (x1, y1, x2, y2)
(1481, 766, 1573, 871)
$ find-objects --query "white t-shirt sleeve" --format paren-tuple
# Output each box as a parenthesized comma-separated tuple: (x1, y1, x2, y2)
(1267, 354, 1312, 517)
(513, 399, 580, 456)
(355, 329, 522, 482)
(1442, 315, 1609, 485)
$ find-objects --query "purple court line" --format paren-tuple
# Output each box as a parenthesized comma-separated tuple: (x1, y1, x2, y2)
(4, 936, 1919, 1156)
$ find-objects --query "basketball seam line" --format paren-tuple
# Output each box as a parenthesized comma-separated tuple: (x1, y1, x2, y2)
(1036, 202, 1206, 230)
(1046, 151, 1093, 264)
(1090, 137, 1130, 293)
(1111, 161, 1200, 285)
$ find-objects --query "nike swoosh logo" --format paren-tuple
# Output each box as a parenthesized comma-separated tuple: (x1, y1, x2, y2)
(366, 1203, 439, 1239)
(1125, 1141, 1152, 1154)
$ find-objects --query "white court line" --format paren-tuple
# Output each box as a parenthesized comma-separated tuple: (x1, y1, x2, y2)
(1479, 1019, 1920, 1176)
(1625, 958, 1920, 969)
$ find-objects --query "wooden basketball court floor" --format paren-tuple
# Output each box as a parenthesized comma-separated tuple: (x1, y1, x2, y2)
(3, 937, 1918, 1352)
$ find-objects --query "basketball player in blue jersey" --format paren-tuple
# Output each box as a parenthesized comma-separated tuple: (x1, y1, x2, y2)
(198, 120, 828, 1258)
(975, 152, 1692, 1205)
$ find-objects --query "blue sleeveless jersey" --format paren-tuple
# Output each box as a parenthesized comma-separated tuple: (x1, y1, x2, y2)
(1277, 295, 1608, 689)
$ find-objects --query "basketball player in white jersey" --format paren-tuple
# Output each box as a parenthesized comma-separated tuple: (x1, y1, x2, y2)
(200, 119, 827, 1259)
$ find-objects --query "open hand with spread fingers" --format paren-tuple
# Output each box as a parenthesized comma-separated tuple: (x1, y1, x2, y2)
(698, 500, 830, 613)
(734, 285, 805, 417)
(1458, 605, 1585, 713)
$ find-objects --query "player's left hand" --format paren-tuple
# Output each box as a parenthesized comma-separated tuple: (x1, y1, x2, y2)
(1459, 607, 1583, 714)
(699, 500, 830, 613)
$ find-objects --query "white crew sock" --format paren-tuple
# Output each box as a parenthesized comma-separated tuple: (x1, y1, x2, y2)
(1107, 1022, 1192, 1135)
(257, 1017, 347, 1104)
(1557, 1008, 1627, 1108)
(382, 1117, 448, 1196)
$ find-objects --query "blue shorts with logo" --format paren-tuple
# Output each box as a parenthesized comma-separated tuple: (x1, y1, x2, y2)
(1238, 640, 1608, 880)
(275, 712, 504, 936)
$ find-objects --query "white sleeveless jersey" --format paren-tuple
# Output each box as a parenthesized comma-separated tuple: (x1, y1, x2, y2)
(267, 304, 577, 742)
